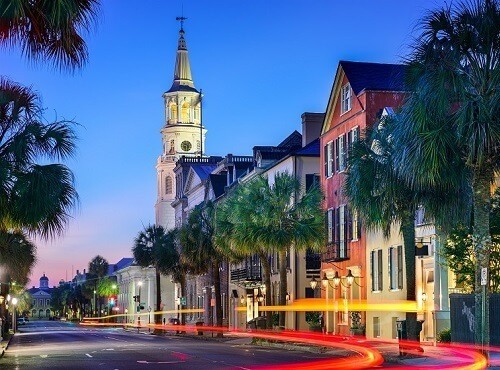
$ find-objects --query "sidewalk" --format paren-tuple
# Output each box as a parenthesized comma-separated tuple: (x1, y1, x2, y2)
(0, 332, 13, 358)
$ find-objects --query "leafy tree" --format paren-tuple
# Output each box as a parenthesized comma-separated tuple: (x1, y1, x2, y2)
(0, 0, 101, 71)
(179, 201, 227, 336)
(97, 276, 118, 298)
(393, 0, 499, 345)
(443, 189, 500, 293)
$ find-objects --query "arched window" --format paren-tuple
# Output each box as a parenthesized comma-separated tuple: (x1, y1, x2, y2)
(169, 139, 175, 154)
(165, 176, 173, 194)
(170, 103, 177, 122)
(181, 102, 190, 122)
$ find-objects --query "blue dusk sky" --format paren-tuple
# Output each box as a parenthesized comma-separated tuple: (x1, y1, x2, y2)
(1, 0, 448, 286)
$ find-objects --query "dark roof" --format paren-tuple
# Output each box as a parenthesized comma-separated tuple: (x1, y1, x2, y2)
(191, 164, 217, 181)
(293, 138, 320, 156)
(108, 257, 134, 275)
(40, 274, 48, 281)
(208, 174, 227, 198)
(165, 84, 200, 94)
(278, 130, 302, 148)
(339, 61, 408, 95)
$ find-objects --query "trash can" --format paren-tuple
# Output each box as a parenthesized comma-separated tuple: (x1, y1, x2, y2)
(195, 321, 204, 336)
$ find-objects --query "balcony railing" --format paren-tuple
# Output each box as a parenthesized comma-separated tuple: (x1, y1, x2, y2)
(230, 265, 262, 282)
(322, 241, 350, 263)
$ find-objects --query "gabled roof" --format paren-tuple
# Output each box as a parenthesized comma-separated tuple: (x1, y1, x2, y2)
(208, 174, 227, 199)
(321, 61, 408, 134)
(191, 164, 217, 181)
(277, 130, 302, 148)
(339, 61, 408, 95)
(293, 138, 320, 157)
(109, 257, 134, 275)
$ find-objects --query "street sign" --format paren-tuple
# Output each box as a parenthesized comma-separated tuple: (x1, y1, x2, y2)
(180, 297, 186, 305)
(481, 268, 488, 286)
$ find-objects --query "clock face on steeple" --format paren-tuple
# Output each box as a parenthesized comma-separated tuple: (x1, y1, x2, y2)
(181, 140, 192, 151)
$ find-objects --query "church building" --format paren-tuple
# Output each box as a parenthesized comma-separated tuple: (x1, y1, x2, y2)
(28, 274, 54, 319)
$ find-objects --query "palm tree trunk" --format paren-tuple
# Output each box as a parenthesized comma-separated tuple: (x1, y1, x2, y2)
(472, 169, 491, 348)
(401, 213, 418, 341)
(155, 268, 161, 324)
(278, 249, 287, 329)
(213, 260, 223, 337)
(259, 251, 272, 329)
(179, 274, 187, 326)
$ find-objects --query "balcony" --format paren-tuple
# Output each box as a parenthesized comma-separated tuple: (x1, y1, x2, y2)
(230, 265, 262, 284)
(322, 241, 350, 263)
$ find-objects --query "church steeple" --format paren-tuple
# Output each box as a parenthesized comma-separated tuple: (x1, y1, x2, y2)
(168, 17, 197, 93)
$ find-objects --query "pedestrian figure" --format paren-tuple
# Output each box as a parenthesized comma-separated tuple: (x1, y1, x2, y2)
(163, 317, 166, 326)
(319, 313, 325, 334)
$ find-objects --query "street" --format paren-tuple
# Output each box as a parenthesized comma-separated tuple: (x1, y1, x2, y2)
(1, 321, 336, 369)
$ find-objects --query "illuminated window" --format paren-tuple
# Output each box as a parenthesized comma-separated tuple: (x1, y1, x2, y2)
(341, 83, 351, 114)
(170, 103, 177, 122)
(181, 102, 190, 122)
(165, 176, 172, 194)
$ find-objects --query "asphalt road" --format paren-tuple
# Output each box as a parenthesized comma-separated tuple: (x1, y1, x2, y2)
(1, 321, 334, 369)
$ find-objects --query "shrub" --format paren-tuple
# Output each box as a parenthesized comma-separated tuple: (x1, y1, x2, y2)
(437, 328, 451, 343)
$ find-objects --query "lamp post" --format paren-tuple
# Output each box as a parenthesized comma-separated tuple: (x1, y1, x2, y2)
(93, 290, 97, 317)
(11, 297, 18, 333)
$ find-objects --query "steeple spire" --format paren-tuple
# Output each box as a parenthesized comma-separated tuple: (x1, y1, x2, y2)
(167, 16, 196, 93)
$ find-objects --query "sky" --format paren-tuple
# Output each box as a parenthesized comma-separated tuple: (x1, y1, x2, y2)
(0, 0, 449, 287)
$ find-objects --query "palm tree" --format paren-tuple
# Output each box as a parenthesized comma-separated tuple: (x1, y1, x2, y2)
(0, 78, 79, 239)
(217, 173, 325, 328)
(88, 255, 108, 316)
(256, 172, 324, 328)
(133, 225, 162, 322)
(344, 117, 421, 340)
(0, 0, 101, 71)
(393, 0, 499, 346)
(179, 201, 226, 336)
(215, 176, 274, 328)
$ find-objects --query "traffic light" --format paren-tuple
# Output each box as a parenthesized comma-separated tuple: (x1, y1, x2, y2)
(133, 295, 140, 303)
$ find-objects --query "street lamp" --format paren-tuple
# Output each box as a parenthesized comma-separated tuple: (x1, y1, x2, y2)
(12, 297, 18, 333)
(346, 270, 355, 287)
(93, 290, 97, 317)
(256, 289, 264, 303)
(309, 276, 318, 290)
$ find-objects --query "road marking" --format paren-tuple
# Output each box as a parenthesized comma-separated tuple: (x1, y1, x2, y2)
(85, 353, 93, 358)
(40, 355, 48, 358)
(137, 360, 185, 364)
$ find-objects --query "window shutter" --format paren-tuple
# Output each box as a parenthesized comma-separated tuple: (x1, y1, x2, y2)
(355, 126, 360, 142)
(335, 207, 340, 243)
(389, 247, 393, 290)
(335, 138, 339, 172)
(397, 245, 403, 289)
(370, 251, 375, 291)
(347, 208, 353, 240)
(324, 144, 328, 177)
(357, 215, 362, 238)
(328, 141, 334, 175)
(342, 134, 347, 169)
(378, 250, 383, 291)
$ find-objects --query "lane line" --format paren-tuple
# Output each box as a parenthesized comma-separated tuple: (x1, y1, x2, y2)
(85, 353, 93, 358)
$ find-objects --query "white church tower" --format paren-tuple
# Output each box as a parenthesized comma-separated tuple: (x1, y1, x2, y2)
(155, 18, 207, 230)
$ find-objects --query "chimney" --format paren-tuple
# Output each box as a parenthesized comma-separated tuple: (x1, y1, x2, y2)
(301, 112, 325, 146)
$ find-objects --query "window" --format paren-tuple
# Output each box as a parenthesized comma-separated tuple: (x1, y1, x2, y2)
(347, 126, 360, 154)
(169, 139, 175, 154)
(170, 103, 177, 122)
(165, 176, 173, 194)
(46, 299, 50, 306)
(389, 245, 403, 290)
(324, 142, 333, 177)
(373, 317, 381, 337)
(341, 83, 352, 114)
(371, 250, 383, 291)
(181, 102, 190, 122)
(306, 174, 320, 190)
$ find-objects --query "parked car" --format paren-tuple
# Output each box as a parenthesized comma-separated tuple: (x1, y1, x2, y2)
(17, 317, 27, 325)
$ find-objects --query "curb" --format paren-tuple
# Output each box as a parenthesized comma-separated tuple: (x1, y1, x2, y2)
(0, 334, 14, 359)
